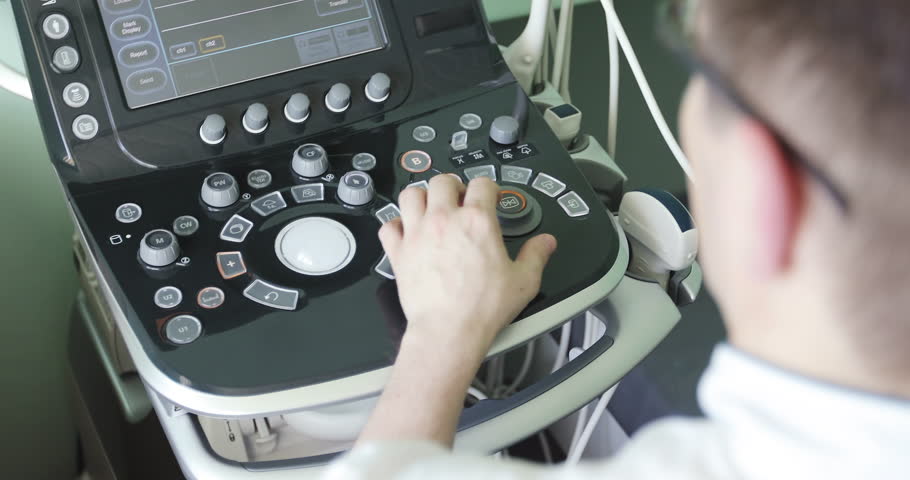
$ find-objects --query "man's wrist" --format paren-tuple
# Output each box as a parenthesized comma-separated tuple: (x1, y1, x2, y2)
(400, 325, 493, 369)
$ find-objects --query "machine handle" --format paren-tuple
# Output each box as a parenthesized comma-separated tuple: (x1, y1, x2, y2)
(155, 276, 681, 477)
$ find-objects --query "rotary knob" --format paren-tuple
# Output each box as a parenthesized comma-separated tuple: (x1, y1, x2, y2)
(242, 103, 269, 134)
(285, 93, 311, 123)
(199, 114, 227, 145)
(490, 115, 521, 145)
(337, 171, 375, 206)
(292, 143, 330, 178)
(325, 83, 351, 113)
(201, 172, 240, 208)
(139, 229, 180, 267)
(365, 72, 391, 103)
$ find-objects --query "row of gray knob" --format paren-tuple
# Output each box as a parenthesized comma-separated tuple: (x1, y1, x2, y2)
(199, 73, 392, 144)
(200, 148, 375, 208)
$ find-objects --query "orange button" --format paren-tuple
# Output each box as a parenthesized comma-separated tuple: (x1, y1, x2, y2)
(400, 150, 432, 173)
(498, 190, 528, 214)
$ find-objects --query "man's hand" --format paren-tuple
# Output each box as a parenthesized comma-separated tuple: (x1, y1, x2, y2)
(379, 175, 557, 355)
(356, 175, 556, 447)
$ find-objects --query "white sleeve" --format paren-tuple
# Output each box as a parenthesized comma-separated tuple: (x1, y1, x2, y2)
(321, 418, 733, 480)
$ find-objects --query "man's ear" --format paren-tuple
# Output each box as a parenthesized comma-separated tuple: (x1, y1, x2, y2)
(736, 118, 805, 278)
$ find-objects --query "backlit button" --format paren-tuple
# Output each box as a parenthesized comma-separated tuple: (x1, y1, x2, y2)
(63, 82, 90, 108)
(400, 150, 432, 173)
(244, 280, 299, 311)
(165, 315, 202, 345)
(43, 14, 71, 40)
(532, 173, 567, 198)
(291, 184, 325, 203)
(406, 180, 429, 190)
(53, 46, 80, 73)
(375, 254, 395, 280)
(197, 287, 226, 309)
(558, 191, 591, 218)
(250, 191, 288, 217)
(72, 114, 99, 140)
(220, 215, 254, 243)
(247, 169, 272, 189)
(502, 166, 533, 185)
(216, 251, 247, 279)
(464, 165, 497, 182)
(497, 190, 528, 215)
(352, 153, 377, 172)
(154, 286, 182, 309)
(497, 187, 543, 237)
(115, 203, 142, 223)
(173, 215, 199, 237)
(412, 125, 437, 143)
(451, 130, 469, 151)
(375, 204, 401, 224)
(459, 113, 483, 131)
(502, 165, 534, 185)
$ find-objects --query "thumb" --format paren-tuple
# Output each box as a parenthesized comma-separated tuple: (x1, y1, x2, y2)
(515, 234, 557, 281)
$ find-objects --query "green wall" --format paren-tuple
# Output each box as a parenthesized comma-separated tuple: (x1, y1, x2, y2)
(483, 0, 597, 23)
(0, 0, 685, 477)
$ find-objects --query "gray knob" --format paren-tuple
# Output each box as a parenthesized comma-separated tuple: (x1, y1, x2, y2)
(200, 114, 227, 145)
(285, 93, 311, 123)
(337, 171, 375, 206)
(201, 172, 240, 208)
(365, 73, 391, 103)
(292, 143, 330, 178)
(325, 83, 351, 112)
(139, 229, 180, 267)
(490, 115, 521, 145)
(243, 103, 269, 134)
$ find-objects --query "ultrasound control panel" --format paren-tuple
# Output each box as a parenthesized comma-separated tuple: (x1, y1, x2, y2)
(14, 0, 623, 403)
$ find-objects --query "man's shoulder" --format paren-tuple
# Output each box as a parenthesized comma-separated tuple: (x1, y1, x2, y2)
(607, 417, 737, 479)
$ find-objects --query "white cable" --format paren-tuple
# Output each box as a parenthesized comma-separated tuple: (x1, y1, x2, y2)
(566, 385, 619, 464)
(559, 4, 574, 103)
(468, 386, 489, 401)
(538, 432, 554, 464)
(501, 340, 535, 397)
(551, 322, 572, 373)
(606, 0, 620, 159)
(599, 0, 695, 180)
(551, 0, 573, 91)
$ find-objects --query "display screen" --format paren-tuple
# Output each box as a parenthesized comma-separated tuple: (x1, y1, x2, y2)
(96, 0, 387, 109)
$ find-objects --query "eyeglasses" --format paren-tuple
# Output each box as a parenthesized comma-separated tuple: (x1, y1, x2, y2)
(657, 0, 851, 214)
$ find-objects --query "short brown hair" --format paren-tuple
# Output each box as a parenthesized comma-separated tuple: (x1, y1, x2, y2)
(697, 0, 910, 374)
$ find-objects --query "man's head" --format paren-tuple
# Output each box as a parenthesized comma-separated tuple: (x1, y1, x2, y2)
(676, 0, 910, 393)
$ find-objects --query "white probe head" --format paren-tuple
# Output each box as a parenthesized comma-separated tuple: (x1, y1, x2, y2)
(619, 190, 698, 279)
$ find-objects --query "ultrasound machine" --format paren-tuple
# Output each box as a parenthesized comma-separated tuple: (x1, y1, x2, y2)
(10, 0, 701, 477)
